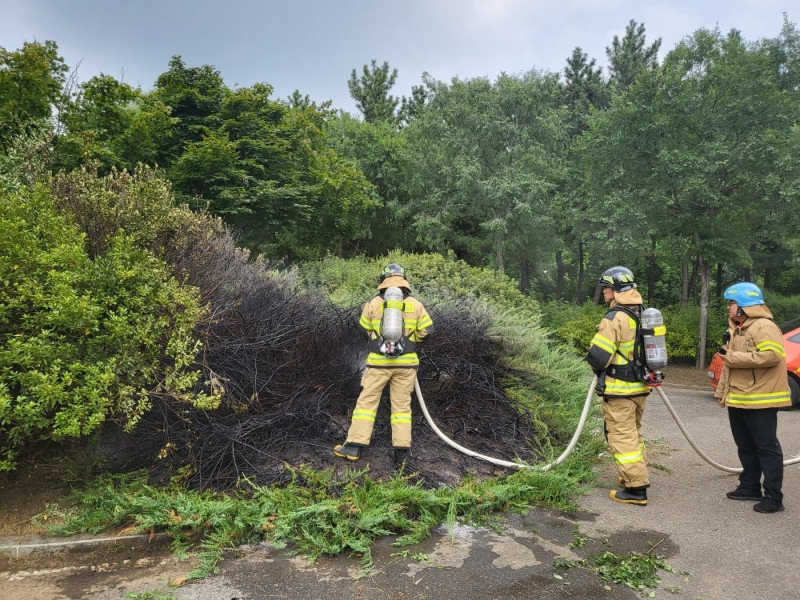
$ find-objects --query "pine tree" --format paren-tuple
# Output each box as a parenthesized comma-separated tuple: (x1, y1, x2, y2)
(562, 47, 609, 135)
(398, 84, 427, 126)
(606, 19, 662, 90)
(287, 89, 312, 110)
(347, 60, 399, 123)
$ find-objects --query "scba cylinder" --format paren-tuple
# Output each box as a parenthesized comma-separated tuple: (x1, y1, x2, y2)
(380, 287, 405, 343)
(641, 307, 668, 370)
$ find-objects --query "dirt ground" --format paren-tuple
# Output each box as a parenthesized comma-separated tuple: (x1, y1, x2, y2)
(0, 458, 80, 538)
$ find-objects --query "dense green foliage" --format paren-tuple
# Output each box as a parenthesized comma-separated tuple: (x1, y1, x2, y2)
(46, 452, 596, 579)
(0, 183, 212, 470)
(0, 41, 67, 151)
(4, 19, 799, 326)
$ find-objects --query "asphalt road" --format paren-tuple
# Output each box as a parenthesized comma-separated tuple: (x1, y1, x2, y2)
(580, 384, 800, 600)
(2, 384, 798, 599)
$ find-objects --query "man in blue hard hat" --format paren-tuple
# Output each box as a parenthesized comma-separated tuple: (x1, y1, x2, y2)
(715, 282, 790, 513)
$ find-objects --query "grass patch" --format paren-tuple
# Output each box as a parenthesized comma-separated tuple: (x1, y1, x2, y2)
(43, 449, 598, 580)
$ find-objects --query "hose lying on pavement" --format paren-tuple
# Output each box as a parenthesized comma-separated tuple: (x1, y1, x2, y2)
(653, 384, 800, 473)
(415, 375, 800, 473)
(413, 375, 595, 471)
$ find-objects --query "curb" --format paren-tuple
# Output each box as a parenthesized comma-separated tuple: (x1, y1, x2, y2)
(0, 532, 170, 558)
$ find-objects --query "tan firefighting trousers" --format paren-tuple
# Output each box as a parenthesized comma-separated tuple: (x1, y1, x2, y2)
(346, 367, 416, 448)
(603, 394, 649, 487)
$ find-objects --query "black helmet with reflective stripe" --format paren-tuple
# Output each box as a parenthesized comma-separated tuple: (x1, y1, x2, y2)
(378, 263, 406, 285)
(598, 266, 637, 292)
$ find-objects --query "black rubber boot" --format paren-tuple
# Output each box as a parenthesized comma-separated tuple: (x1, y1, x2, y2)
(753, 498, 784, 513)
(609, 486, 648, 505)
(393, 448, 409, 467)
(726, 488, 763, 501)
(333, 443, 362, 461)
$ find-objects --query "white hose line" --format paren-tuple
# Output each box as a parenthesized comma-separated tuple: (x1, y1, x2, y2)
(414, 374, 800, 475)
(655, 385, 800, 472)
(413, 375, 596, 471)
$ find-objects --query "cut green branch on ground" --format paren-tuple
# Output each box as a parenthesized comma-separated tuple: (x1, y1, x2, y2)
(556, 550, 676, 596)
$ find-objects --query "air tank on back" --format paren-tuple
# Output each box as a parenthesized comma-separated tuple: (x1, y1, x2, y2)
(641, 307, 668, 371)
(380, 286, 404, 343)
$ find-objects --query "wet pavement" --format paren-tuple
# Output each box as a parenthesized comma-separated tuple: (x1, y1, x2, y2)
(1, 384, 798, 599)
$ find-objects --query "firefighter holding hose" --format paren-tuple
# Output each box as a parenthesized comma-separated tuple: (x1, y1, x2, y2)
(333, 264, 434, 467)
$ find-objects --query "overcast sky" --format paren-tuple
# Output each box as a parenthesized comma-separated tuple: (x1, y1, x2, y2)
(1, 0, 794, 114)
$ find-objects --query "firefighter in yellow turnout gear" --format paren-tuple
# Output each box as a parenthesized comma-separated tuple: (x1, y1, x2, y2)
(334, 264, 434, 466)
(586, 266, 651, 506)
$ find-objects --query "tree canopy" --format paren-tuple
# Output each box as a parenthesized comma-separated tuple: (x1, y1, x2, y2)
(2, 16, 800, 365)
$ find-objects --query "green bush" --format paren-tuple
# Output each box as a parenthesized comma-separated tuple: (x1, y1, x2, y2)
(540, 301, 605, 357)
(763, 291, 800, 328)
(0, 184, 214, 470)
(660, 305, 726, 363)
(299, 251, 540, 316)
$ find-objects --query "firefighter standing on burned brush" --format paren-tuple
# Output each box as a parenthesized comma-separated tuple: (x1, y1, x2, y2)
(585, 266, 653, 506)
(333, 264, 434, 467)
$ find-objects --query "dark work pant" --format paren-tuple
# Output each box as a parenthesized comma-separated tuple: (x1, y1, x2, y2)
(727, 407, 784, 502)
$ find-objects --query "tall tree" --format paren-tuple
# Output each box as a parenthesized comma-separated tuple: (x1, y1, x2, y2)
(403, 72, 566, 278)
(398, 84, 428, 126)
(287, 89, 312, 109)
(324, 112, 409, 255)
(152, 56, 227, 159)
(580, 27, 796, 367)
(0, 40, 68, 152)
(556, 47, 610, 301)
(53, 74, 174, 172)
(171, 83, 375, 260)
(348, 60, 399, 124)
(606, 20, 662, 90)
(562, 47, 609, 136)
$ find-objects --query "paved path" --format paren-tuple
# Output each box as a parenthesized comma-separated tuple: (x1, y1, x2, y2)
(1, 384, 798, 599)
(580, 384, 800, 600)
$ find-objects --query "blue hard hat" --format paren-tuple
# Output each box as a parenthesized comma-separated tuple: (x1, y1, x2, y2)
(723, 282, 764, 307)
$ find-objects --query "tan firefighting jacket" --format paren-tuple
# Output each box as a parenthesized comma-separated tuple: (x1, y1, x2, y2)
(359, 276, 433, 368)
(714, 304, 791, 409)
(585, 288, 650, 398)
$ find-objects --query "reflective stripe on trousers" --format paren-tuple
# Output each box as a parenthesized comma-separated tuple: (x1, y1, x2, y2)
(346, 367, 417, 448)
(603, 394, 649, 487)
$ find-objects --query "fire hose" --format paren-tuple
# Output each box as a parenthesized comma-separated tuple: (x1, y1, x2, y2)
(414, 375, 800, 473)
(413, 376, 595, 471)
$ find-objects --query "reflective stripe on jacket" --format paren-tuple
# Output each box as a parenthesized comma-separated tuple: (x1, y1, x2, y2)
(359, 294, 433, 368)
(585, 300, 649, 398)
(715, 305, 791, 409)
